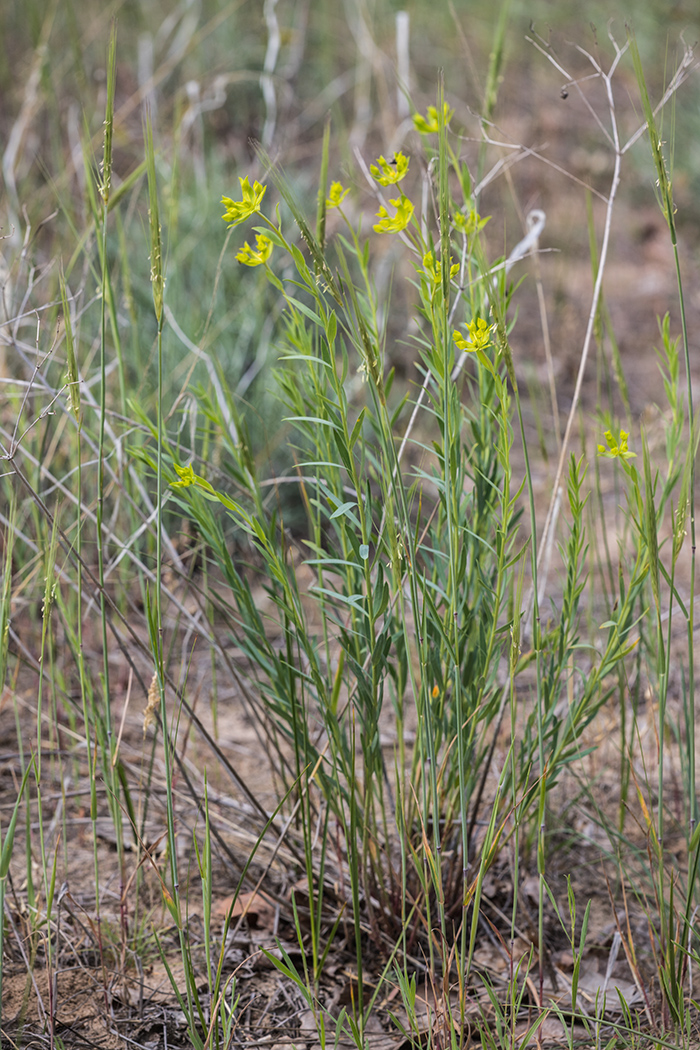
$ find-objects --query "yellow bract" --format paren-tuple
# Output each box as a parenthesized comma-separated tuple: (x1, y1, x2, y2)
(374, 195, 414, 234)
(171, 463, 197, 488)
(236, 233, 273, 267)
(221, 176, 267, 227)
(422, 251, 459, 285)
(413, 102, 454, 135)
(453, 317, 495, 353)
(171, 463, 216, 493)
(326, 181, 350, 208)
(370, 152, 409, 186)
(597, 429, 636, 460)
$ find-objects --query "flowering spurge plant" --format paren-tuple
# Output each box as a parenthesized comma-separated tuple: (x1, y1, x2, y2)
(598, 427, 636, 461)
(454, 316, 498, 373)
(369, 151, 409, 185)
(326, 180, 349, 208)
(3, 10, 696, 1047)
(373, 194, 414, 234)
(221, 178, 278, 269)
(413, 101, 454, 134)
(203, 143, 598, 889)
(221, 175, 266, 226)
(153, 107, 693, 1048)
(236, 233, 273, 267)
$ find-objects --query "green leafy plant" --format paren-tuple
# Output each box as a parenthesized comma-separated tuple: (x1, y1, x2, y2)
(2, 5, 700, 1048)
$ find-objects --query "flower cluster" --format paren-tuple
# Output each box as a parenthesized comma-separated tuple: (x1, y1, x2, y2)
(370, 152, 409, 186)
(171, 462, 215, 493)
(453, 317, 496, 353)
(597, 429, 636, 461)
(413, 102, 454, 135)
(221, 176, 266, 227)
(422, 251, 459, 285)
(235, 233, 273, 267)
(221, 175, 276, 269)
(374, 194, 414, 234)
(326, 181, 350, 208)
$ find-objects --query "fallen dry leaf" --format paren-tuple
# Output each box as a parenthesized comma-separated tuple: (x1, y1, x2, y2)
(212, 889, 277, 929)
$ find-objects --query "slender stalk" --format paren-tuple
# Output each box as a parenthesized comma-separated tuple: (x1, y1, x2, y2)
(93, 28, 125, 933)
(531, 38, 626, 591)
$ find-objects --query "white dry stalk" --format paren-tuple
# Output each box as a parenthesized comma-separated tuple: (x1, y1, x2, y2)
(0, 248, 13, 381)
(261, 0, 281, 149)
(3, 316, 59, 457)
(280, 0, 310, 81)
(1, 292, 76, 347)
(66, 102, 86, 203)
(344, 0, 383, 151)
(161, 6, 196, 71)
(395, 11, 411, 119)
(476, 127, 608, 202)
(180, 74, 229, 138)
(529, 33, 696, 622)
(521, 36, 628, 632)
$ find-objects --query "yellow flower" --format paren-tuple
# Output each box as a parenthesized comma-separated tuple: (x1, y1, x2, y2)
(171, 463, 216, 493)
(236, 233, 273, 267)
(412, 102, 454, 135)
(326, 181, 350, 208)
(370, 152, 409, 186)
(453, 317, 495, 353)
(597, 429, 636, 460)
(171, 463, 197, 488)
(422, 251, 459, 285)
(373, 194, 414, 234)
(221, 176, 267, 227)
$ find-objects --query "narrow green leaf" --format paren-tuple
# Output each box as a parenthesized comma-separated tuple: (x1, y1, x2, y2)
(0, 758, 34, 879)
(330, 501, 357, 520)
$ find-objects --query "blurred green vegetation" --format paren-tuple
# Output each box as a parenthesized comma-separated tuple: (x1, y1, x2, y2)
(1, 0, 697, 502)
